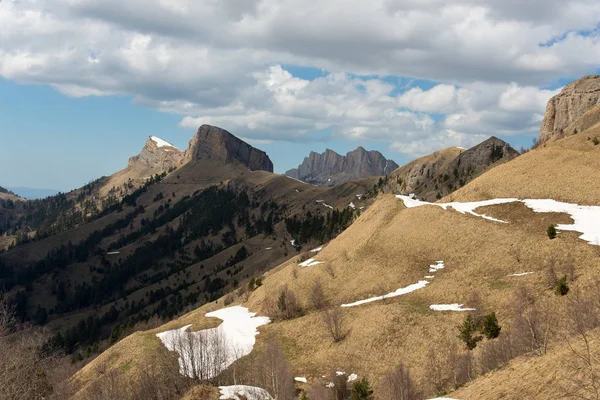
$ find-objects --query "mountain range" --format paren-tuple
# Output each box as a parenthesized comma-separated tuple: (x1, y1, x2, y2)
(285, 147, 399, 186)
(2, 75, 600, 400)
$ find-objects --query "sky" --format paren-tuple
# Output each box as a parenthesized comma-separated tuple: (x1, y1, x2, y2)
(1, 1, 600, 191)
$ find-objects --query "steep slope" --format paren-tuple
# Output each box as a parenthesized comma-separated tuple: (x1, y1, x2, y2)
(539, 74, 600, 144)
(184, 125, 273, 172)
(387, 136, 519, 201)
(285, 147, 398, 186)
(75, 106, 600, 399)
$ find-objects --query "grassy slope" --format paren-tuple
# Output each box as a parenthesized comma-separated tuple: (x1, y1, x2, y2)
(76, 129, 600, 399)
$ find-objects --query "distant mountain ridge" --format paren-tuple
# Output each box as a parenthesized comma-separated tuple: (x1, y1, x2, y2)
(285, 147, 398, 186)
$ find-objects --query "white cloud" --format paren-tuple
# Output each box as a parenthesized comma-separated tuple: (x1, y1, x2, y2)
(0, 0, 598, 156)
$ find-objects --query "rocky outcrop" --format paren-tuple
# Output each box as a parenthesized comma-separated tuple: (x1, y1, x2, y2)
(285, 147, 398, 186)
(388, 137, 519, 201)
(184, 125, 273, 172)
(539, 75, 600, 144)
(128, 136, 184, 172)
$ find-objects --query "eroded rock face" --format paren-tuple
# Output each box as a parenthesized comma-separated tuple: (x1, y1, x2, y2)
(285, 147, 399, 186)
(539, 75, 600, 144)
(128, 136, 184, 172)
(184, 125, 273, 172)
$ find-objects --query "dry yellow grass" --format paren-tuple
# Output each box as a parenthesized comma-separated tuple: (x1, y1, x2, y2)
(452, 328, 600, 400)
(77, 130, 600, 398)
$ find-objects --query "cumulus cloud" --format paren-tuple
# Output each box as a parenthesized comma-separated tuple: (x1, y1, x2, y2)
(0, 0, 598, 156)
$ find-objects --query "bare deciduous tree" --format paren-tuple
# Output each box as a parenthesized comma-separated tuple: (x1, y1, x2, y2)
(0, 294, 58, 400)
(379, 363, 422, 400)
(322, 307, 348, 343)
(562, 289, 600, 400)
(265, 286, 304, 321)
(309, 280, 329, 310)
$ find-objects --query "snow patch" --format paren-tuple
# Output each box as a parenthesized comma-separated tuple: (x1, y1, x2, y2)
(507, 272, 534, 277)
(341, 281, 429, 308)
(290, 239, 297, 246)
(316, 200, 324, 203)
(347, 373, 358, 382)
(398, 196, 600, 246)
(106, 251, 120, 255)
(299, 258, 325, 268)
(285, 175, 309, 185)
(424, 275, 435, 279)
(429, 260, 445, 273)
(348, 202, 356, 209)
(356, 194, 363, 200)
(295, 189, 299, 193)
(430, 304, 475, 312)
(294, 377, 307, 383)
(310, 246, 323, 252)
(323, 203, 334, 210)
(219, 385, 273, 400)
(156, 306, 270, 378)
(265, 247, 273, 250)
(150, 136, 178, 149)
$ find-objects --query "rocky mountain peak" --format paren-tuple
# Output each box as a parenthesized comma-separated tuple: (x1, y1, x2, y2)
(285, 147, 399, 186)
(127, 136, 184, 172)
(539, 74, 600, 144)
(184, 125, 274, 172)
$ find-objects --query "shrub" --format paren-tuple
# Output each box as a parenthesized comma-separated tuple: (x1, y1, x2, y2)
(351, 377, 374, 400)
(266, 286, 303, 321)
(457, 314, 482, 350)
(555, 275, 570, 296)
(593, 136, 599, 146)
(547, 224, 557, 239)
(481, 312, 502, 339)
(322, 307, 348, 343)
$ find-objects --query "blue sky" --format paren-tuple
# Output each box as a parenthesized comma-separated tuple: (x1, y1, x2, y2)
(0, 74, 539, 192)
(1, 1, 599, 191)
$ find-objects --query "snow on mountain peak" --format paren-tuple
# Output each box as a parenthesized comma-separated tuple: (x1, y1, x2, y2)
(150, 136, 179, 150)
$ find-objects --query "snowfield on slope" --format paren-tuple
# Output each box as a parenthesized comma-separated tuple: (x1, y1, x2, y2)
(341, 280, 429, 307)
(156, 306, 270, 378)
(397, 195, 600, 245)
(219, 385, 273, 400)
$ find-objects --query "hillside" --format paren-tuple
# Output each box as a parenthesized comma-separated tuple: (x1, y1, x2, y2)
(0, 125, 377, 371)
(386, 137, 519, 201)
(285, 147, 398, 186)
(70, 122, 600, 400)
(68, 83, 600, 400)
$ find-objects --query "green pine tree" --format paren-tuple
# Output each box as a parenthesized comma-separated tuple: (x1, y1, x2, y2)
(351, 377, 374, 400)
(458, 314, 483, 350)
(547, 224, 557, 239)
(481, 312, 502, 339)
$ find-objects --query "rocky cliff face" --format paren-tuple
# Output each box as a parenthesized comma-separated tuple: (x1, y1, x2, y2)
(128, 136, 184, 172)
(539, 75, 600, 144)
(388, 137, 519, 201)
(285, 147, 399, 186)
(184, 125, 273, 172)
